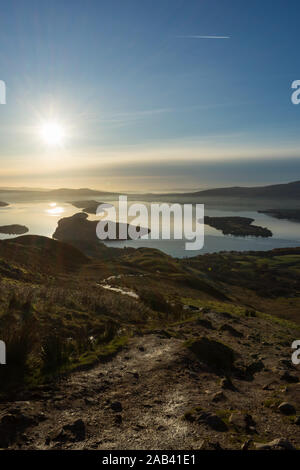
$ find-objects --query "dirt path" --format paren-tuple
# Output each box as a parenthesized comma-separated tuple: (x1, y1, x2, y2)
(1, 312, 300, 450)
(3, 334, 196, 450)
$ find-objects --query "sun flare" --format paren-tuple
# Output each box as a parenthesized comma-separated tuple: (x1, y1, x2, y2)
(40, 122, 65, 146)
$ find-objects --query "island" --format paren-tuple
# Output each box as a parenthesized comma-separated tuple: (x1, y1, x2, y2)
(258, 209, 300, 222)
(0, 201, 9, 207)
(70, 200, 113, 214)
(53, 212, 150, 243)
(0, 224, 29, 235)
(204, 216, 272, 237)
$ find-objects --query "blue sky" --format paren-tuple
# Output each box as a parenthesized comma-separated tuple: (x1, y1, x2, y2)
(0, 0, 300, 190)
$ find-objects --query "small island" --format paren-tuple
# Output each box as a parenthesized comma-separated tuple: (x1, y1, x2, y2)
(70, 200, 113, 214)
(53, 212, 150, 243)
(204, 216, 272, 237)
(0, 224, 29, 235)
(0, 201, 9, 207)
(258, 209, 300, 222)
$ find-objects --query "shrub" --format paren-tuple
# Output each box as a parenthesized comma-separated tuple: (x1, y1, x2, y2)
(0, 312, 38, 386)
(41, 334, 70, 373)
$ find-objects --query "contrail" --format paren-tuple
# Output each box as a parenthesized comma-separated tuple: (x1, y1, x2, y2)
(177, 35, 230, 39)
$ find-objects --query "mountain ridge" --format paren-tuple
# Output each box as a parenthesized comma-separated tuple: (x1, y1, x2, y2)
(1, 180, 300, 199)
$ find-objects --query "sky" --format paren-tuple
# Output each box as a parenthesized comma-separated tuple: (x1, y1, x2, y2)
(0, 0, 300, 191)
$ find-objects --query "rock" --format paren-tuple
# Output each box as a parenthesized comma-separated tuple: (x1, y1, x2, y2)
(0, 412, 38, 448)
(185, 337, 236, 373)
(197, 318, 214, 329)
(294, 416, 300, 425)
(220, 377, 236, 391)
(212, 391, 226, 403)
(199, 440, 223, 450)
(280, 371, 299, 383)
(255, 438, 295, 450)
(84, 397, 98, 406)
(220, 324, 243, 338)
(278, 402, 296, 416)
(262, 383, 274, 391)
(205, 413, 228, 431)
(111, 401, 123, 412)
(52, 419, 86, 443)
(241, 439, 252, 451)
(229, 412, 256, 433)
(185, 305, 199, 311)
(198, 412, 228, 432)
(184, 408, 227, 432)
(246, 359, 264, 376)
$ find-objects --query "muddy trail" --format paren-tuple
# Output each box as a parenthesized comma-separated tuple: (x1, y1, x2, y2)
(1, 309, 300, 450)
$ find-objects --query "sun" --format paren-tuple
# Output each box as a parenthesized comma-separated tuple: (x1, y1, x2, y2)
(40, 122, 65, 146)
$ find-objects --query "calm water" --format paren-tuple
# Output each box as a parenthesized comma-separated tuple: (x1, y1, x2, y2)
(0, 196, 300, 258)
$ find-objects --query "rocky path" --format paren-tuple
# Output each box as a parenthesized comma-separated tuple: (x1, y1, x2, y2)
(1, 310, 300, 450)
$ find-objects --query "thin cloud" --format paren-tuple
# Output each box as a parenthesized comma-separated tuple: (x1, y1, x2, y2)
(177, 35, 230, 39)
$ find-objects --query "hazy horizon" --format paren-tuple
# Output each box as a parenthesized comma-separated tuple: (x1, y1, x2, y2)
(1, 174, 300, 194)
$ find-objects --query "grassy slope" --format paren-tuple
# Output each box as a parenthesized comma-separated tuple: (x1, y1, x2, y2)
(0, 235, 300, 395)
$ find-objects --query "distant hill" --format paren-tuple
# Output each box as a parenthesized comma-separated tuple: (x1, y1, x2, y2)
(128, 180, 300, 200)
(0, 187, 116, 199)
(47, 188, 113, 197)
(2, 181, 300, 200)
(190, 180, 300, 199)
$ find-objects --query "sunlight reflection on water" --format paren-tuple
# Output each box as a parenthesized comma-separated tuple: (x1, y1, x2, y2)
(46, 203, 65, 215)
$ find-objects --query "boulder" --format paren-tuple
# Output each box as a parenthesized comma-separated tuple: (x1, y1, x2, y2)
(220, 324, 243, 338)
(185, 337, 235, 373)
(203, 413, 228, 432)
(229, 412, 256, 433)
(246, 359, 264, 376)
(0, 412, 37, 448)
(278, 402, 296, 416)
(255, 438, 295, 450)
(52, 419, 86, 443)
(184, 408, 228, 432)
